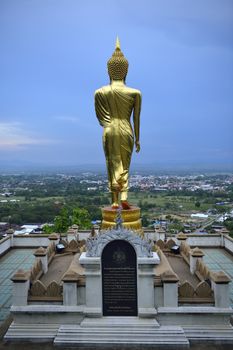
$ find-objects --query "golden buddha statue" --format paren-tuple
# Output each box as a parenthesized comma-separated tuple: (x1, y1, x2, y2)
(95, 38, 142, 209)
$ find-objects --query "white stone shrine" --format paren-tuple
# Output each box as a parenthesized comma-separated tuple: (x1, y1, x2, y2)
(4, 227, 233, 347)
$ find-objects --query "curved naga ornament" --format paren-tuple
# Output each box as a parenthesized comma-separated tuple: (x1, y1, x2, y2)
(86, 228, 153, 258)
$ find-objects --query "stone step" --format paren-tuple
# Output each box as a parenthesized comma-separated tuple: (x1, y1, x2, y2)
(59, 325, 186, 335)
(184, 325, 233, 341)
(81, 316, 160, 328)
(54, 325, 189, 346)
(4, 322, 59, 341)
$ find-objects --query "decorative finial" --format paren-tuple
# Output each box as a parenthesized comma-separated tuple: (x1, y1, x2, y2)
(115, 36, 121, 50)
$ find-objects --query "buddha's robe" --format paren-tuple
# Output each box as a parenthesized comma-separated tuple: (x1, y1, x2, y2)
(95, 84, 141, 194)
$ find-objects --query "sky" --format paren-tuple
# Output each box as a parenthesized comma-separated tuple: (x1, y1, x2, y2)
(0, 0, 233, 171)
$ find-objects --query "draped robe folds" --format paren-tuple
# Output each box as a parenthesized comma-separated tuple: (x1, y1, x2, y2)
(95, 85, 140, 195)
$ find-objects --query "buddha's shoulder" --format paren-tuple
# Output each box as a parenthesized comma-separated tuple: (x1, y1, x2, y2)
(125, 86, 141, 96)
(95, 85, 111, 95)
(95, 85, 141, 96)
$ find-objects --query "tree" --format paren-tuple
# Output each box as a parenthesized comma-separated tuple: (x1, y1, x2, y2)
(54, 207, 70, 233)
(168, 222, 184, 233)
(142, 215, 149, 227)
(224, 218, 233, 237)
(42, 224, 55, 234)
(214, 205, 229, 214)
(72, 208, 91, 229)
(195, 201, 201, 208)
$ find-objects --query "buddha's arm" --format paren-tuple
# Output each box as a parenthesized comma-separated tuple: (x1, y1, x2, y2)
(133, 92, 141, 151)
(94, 90, 110, 127)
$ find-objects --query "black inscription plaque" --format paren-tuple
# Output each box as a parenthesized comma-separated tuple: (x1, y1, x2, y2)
(102, 240, 137, 316)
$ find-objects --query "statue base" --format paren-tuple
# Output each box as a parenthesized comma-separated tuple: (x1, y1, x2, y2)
(101, 206, 143, 237)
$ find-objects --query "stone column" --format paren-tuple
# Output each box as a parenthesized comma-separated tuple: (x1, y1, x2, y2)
(34, 247, 48, 274)
(190, 247, 204, 274)
(89, 224, 100, 238)
(137, 253, 160, 317)
(48, 233, 59, 245)
(161, 270, 179, 307)
(154, 227, 165, 242)
(11, 269, 30, 306)
(79, 253, 102, 317)
(220, 233, 225, 247)
(67, 228, 76, 243)
(71, 224, 79, 239)
(176, 232, 187, 246)
(62, 272, 78, 306)
(212, 271, 231, 308)
(6, 228, 14, 247)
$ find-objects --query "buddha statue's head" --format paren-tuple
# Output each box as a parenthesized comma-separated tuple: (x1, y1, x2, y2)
(107, 37, 128, 81)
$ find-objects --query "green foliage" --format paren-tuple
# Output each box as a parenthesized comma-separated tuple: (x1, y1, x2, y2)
(42, 224, 54, 234)
(142, 215, 149, 227)
(1, 173, 232, 230)
(214, 205, 229, 214)
(51, 206, 92, 233)
(168, 222, 184, 233)
(72, 207, 91, 229)
(0, 201, 60, 224)
(224, 218, 233, 237)
(54, 207, 71, 233)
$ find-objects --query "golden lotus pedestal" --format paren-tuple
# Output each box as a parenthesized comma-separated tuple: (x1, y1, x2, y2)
(101, 206, 143, 237)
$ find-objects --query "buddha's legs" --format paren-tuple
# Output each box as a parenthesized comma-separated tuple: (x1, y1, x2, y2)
(119, 171, 131, 209)
(111, 191, 119, 208)
(120, 176, 128, 201)
(107, 145, 131, 209)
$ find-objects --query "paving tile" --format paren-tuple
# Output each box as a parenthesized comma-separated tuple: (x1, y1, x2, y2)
(0, 248, 35, 325)
(203, 248, 233, 307)
(0, 294, 11, 307)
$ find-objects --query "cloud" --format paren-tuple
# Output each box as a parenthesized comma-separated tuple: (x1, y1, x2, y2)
(53, 116, 80, 123)
(0, 122, 55, 150)
(52, 115, 95, 129)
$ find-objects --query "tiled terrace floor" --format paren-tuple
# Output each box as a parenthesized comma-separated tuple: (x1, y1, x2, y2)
(0, 249, 35, 324)
(203, 248, 233, 307)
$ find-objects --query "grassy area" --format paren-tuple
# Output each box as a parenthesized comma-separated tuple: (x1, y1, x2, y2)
(1, 195, 64, 203)
(33, 196, 65, 202)
(1, 195, 25, 201)
(128, 192, 212, 213)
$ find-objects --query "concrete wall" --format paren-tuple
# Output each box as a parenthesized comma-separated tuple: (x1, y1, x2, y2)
(5, 232, 233, 255)
(0, 236, 11, 256)
(186, 234, 221, 247)
(154, 286, 163, 308)
(144, 230, 166, 242)
(223, 235, 233, 254)
(78, 231, 91, 241)
(11, 305, 85, 325)
(13, 235, 50, 247)
(157, 306, 233, 326)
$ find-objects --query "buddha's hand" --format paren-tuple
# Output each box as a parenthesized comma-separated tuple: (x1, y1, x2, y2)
(135, 141, 140, 153)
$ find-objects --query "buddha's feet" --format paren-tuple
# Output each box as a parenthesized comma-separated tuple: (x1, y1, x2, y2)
(121, 200, 131, 210)
(111, 202, 119, 209)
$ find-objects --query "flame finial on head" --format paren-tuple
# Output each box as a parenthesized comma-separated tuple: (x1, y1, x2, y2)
(115, 36, 121, 50)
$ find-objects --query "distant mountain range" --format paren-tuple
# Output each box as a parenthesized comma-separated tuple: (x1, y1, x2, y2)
(0, 159, 232, 174)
